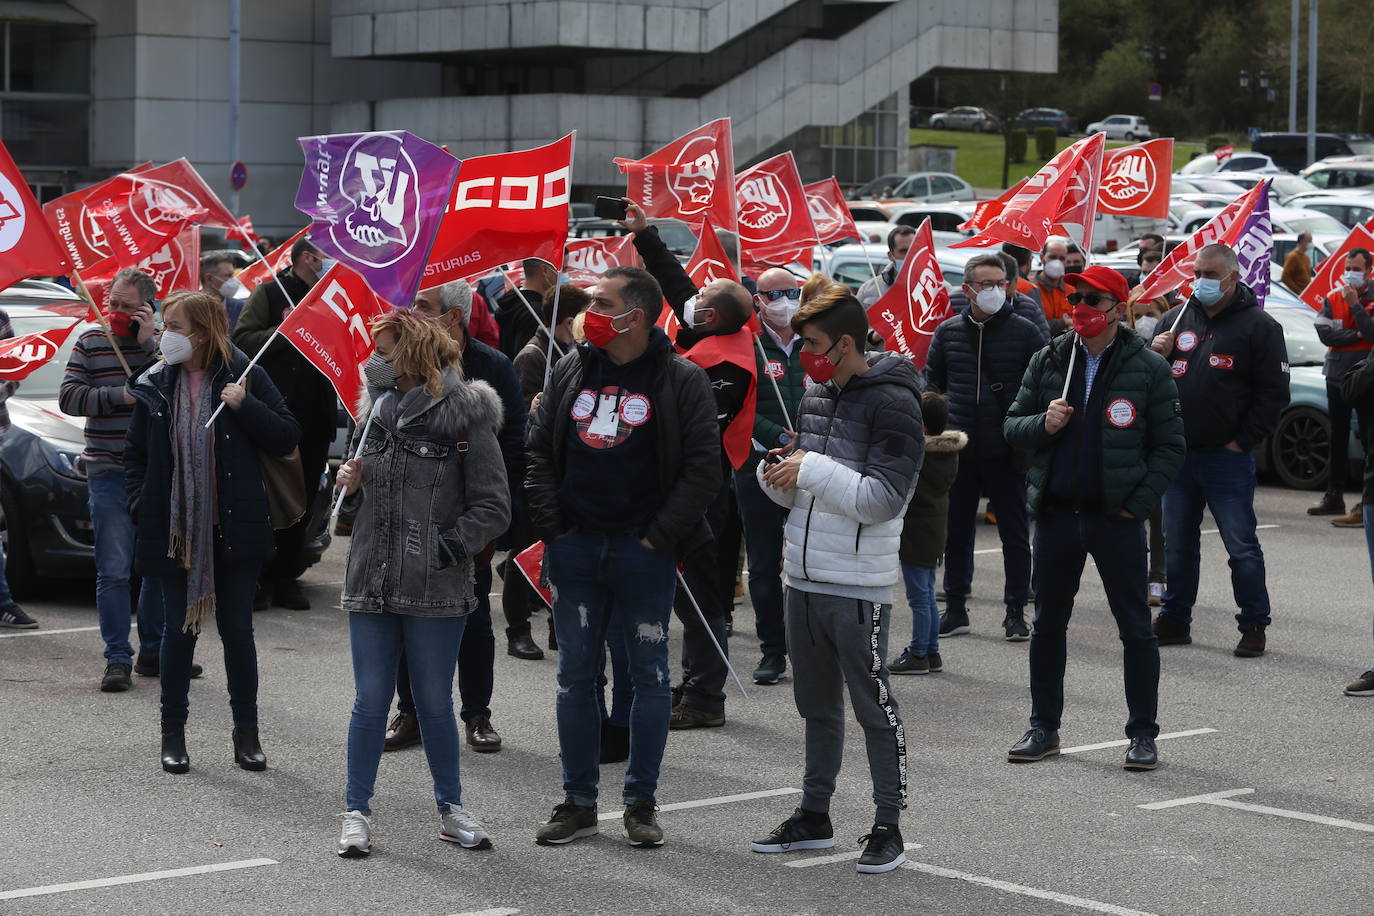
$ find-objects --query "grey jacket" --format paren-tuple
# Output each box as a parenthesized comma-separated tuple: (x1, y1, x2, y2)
(1314, 284, 1374, 380)
(342, 368, 511, 617)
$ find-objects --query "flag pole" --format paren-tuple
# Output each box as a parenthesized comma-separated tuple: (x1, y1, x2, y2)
(501, 268, 557, 347)
(542, 278, 564, 389)
(1061, 335, 1078, 401)
(71, 268, 133, 378)
(329, 400, 378, 520)
(676, 569, 749, 700)
(859, 241, 887, 297)
(753, 334, 793, 431)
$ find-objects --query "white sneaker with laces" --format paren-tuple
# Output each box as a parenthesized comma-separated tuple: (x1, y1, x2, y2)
(337, 810, 373, 857)
(439, 804, 492, 849)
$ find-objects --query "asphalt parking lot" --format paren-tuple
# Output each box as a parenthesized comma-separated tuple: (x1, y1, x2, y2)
(2, 483, 1371, 916)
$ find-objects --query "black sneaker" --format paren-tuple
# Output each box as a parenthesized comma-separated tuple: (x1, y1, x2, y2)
(535, 802, 598, 845)
(752, 654, 787, 685)
(889, 650, 929, 675)
(623, 800, 664, 847)
(1344, 669, 1374, 696)
(100, 662, 132, 693)
(133, 653, 202, 679)
(1234, 626, 1266, 658)
(751, 807, 835, 853)
(927, 651, 943, 672)
(273, 579, 310, 611)
(856, 823, 906, 874)
(939, 608, 970, 636)
(1152, 613, 1191, 646)
(0, 602, 38, 629)
(1002, 608, 1030, 642)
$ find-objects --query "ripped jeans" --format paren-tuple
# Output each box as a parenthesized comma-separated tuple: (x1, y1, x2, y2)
(544, 530, 677, 807)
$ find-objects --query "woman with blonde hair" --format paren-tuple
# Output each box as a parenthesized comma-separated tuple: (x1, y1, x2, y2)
(125, 290, 301, 774)
(334, 309, 510, 858)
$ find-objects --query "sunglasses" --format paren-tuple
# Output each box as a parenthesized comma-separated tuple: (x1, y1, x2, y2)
(1067, 292, 1118, 308)
(759, 288, 801, 301)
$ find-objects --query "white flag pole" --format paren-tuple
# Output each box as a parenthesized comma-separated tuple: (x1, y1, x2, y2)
(676, 569, 749, 700)
(328, 401, 378, 521)
(542, 130, 576, 388)
(1061, 334, 1078, 401)
(501, 268, 554, 343)
(1168, 299, 1191, 334)
(753, 334, 793, 431)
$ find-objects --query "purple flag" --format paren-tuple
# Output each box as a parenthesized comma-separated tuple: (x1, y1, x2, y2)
(1231, 181, 1272, 306)
(294, 131, 461, 308)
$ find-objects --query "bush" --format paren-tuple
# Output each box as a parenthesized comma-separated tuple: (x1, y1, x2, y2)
(1204, 134, 1230, 151)
(1008, 129, 1027, 163)
(1034, 126, 1057, 160)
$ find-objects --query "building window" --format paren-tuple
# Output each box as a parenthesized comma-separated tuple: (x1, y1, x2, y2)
(821, 93, 901, 186)
(1, 21, 92, 168)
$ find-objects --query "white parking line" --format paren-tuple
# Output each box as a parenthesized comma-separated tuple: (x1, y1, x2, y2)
(1140, 787, 1374, 832)
(902, 860, 1159, 916)
(0, 858, 278, 901)
(1060, 727, 1218, 755)
(596, 787, 800, 821)
(0, 625, 100, 639)
(445, 909, 520, 916)
(784, 842, 923, 868)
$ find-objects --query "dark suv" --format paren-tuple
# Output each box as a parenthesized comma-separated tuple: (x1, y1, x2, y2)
(1252, 132, 1374, 172)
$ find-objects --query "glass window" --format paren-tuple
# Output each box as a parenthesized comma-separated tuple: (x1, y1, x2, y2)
(930, 175, 956, 195)
(1307, 170, 1331, 188)
(8, 23, 90, 94)
(2, 99, 88, 166)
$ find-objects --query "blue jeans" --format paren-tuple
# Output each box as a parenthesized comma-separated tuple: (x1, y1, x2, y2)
(943, 458, 1032, 609)
(901, 564, 939, 656)
(734, 467, 790, 657)
(347, 611, 467, 814)
(544, 531, 677, 807)
(598, 607, 634, 728)
(1161, 449, 1272, 631)
(1364, 504, 1374, 669)
(397, 564, 494, 723)
(0, 534, 14, 606)
(89, 470, 164, 664)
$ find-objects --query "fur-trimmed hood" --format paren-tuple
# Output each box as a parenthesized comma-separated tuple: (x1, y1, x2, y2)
(924, 430, 968, 453)
(356, 367, 503, 441)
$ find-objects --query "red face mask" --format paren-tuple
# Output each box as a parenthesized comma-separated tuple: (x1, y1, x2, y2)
(582, 307, 638, 348)
(1070, 303, 1112, 338)
(107, 311, 133, 338)
(801, 341, 839, 383)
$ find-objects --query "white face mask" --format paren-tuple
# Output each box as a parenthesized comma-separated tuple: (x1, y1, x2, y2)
(973, 287, 1004, 316)
(160, 330, 195, 365)
(1344, 270, 1366, 288)
(762, 298, 799, 326)
(1043, 258, 1065, 280)
(682, 294, 716, 328)
(219, 275, 244, 299)
(317, 257, 337, 276)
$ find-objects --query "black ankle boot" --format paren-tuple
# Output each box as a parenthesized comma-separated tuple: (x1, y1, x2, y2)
(232, 726, 267, 771)
(161, 724, 189, 774)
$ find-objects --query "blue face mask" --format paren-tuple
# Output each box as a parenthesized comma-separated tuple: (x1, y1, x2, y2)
(1193, 277, 1224, 306)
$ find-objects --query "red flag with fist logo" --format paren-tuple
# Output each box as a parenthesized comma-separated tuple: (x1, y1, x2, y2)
(1097, 139, 1173, 218)
(0, 318, 83, 381)
(425, 134, 574, 286)
(867, 218, 950, 370)
(82, 224, 201, 304)
(735, 152, 819, 265)
(564, 233, 642, 280)
(616, 119, 736, 231)
(278, 264, 392, 419)
(237, 226, 309, 294)
(42, 163, 154, 271)
(803, 177, 862, 245)
(0, 139, 73, 290)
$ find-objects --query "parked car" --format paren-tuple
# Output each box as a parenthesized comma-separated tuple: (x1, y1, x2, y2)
(822, 241, 999, 294)
(849, 173, 916, 200)
(1085, 114, 1152, 141)
(1270, 232, 1344, 272)
(568, 217, 698, 260)
(1175, 205, 1345, 236)
(1254, 132, 1374, 172)
(1171, 176, 1250, 195)
(1016, 107, 1075, 136)
(1177, 151, 1282, 176)
(885, 203, 974, 233)
(1205, 171, 1319, 205)
(928, 107, 999, 132)
(1278, 192, 1374, 229)
(880, 172, 976, 203)
(1300, 158, 1374, 190)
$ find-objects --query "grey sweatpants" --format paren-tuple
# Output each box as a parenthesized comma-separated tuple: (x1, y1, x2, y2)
(785, 588, 907, 824)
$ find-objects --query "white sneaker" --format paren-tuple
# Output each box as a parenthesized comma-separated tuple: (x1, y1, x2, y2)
(1148, 582, 1164, 606)
(439, 804, 492, 849)
(337, 810, 373, 858)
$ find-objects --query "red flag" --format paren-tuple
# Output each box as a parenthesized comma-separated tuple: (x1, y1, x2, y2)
(954, 133, 1105, 253)
(803, 178, 862, 245)
(277, 264, 392, 419)
(1301, 222, 1374, 311)
(42, 163, 153, 270)
(735, 152, 820, 265)
(513, 542, 553, 609)
(235, 215, 262, 249)
(867, 218, 950, 370)
(87, 194, 193, 268)
(564, 234, 642, 275)
(237, 227, 309, 293)
(0, 318, 83, 380)
(82, 224, 201, 304)
(615, 119, 735, 231)
(114, 158, 238, 229)
(0, 139, 73, 290)
(1138, 181, 1269, 301)
(685, 218, 739, 288)
(1214, 144, 1234, 165)
(425, 135, 574, 286)
(1098, 139, 1174, 219)
(960, 178, 1027, 232)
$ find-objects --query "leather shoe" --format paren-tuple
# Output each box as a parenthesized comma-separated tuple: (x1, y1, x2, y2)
(507, 631, 544, 660)
(232, 726, 267, 771)
(1124, 736, 1158, 770)
(1234, 626, 1266, 658)
(465, 715, 502, 752)
(383, 711, 421, 751)
(1007, 727, 1060, 762)
(273, 579, 310, 610)
(1152, 613, 1192, 646)
(161, 723, 189, 774)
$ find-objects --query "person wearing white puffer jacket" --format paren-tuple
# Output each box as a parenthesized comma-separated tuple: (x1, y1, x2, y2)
(750, 278, 924, 876)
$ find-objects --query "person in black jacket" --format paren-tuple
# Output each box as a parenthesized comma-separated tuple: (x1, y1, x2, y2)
(1149, 243, 1290, 658)
(494, 259, 557, 360)
(1339, 354, 1374, 696)
(926, 253, 1047, 640)
(125, 291, 301, 775)
(527, 265, 720, 849)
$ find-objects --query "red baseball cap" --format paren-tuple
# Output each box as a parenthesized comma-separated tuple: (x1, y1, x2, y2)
(1065, 265, 1130, 304)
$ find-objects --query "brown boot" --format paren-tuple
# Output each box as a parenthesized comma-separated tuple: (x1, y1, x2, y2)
(383, 711, 421, 752)
(1333, 504, 1365, 528)
(464, 715, 502, 753)
(1308, 488, 1345, 516)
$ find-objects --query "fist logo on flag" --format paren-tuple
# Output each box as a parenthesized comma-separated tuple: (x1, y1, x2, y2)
(738, 174, 789, 241)
(1100, 148, 1155, 210)
(566, 246, 611, 273)
(806, 192, 844, 240)
(79, 205, 110, 261)
(129, 179, 198, 236)
(912, 262, 948, 336)
(0, 171, 27, 252)
(329, 135, 420, 267)
(668, 138, 720, 216)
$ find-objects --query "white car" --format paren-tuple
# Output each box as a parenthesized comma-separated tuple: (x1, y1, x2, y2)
(1086, 114, 1152, 141)
(1178, 152, 1282, 176)
(885, 203, 975, 234)
(1175, 205, 1346, 236)
(1211, 171, 1320, 205)
(1277, 193, 1374, 230)
(928, 106, 999, 132)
